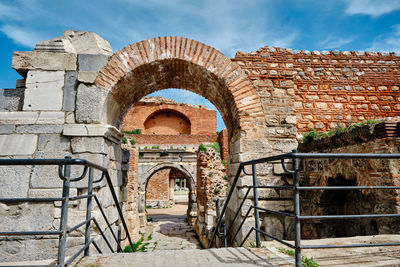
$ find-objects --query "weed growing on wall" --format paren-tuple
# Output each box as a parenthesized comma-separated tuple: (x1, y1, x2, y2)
(302, 119, 381, 142)
(122, 129, 142, 134)
(198, 144, 207, 152)
(122, 136, 128, 144)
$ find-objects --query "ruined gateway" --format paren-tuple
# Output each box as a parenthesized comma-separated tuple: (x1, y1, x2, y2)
(0, 30, 399, 262)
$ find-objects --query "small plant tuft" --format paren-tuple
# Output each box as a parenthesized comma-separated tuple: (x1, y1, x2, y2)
(278, 248, 319, 267)
(208, 172, 213, 177)
(160, 150, 169, 156)
(123, 231, 152, 252)
(198, 144, 207, 152)
(223, 175, 228, 181)
(221, 160, 226, 165)
(151, 145, 160, 149)
(122, 136, 128, 144)
(130, 138, 137, 145)
(209, 142, 221, 153)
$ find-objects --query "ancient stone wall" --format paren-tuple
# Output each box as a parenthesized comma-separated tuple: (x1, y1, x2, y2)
(298, 123, 400, 239)
(194, 147, 228, 247)
(0, 31, 124, 262)
(233, 48, 400, 135)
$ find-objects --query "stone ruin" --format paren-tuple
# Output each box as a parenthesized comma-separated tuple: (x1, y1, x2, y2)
(0, 29, 400, 261)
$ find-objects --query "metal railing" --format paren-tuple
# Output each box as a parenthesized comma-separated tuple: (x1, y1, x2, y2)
(209, 150, 400, 267)
(0, 157, 134, 267)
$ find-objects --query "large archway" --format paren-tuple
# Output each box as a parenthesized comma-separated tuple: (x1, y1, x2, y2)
(95, 36, 266, 141)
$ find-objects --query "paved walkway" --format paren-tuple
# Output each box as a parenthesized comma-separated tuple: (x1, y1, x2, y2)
(144, 203, 201, 251)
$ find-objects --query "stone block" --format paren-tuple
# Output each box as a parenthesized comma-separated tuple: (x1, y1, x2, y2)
(0, 125, 15, 134)
(28, 188, 77, 198)
(262, 216, 284, 240)
(78, 54, 109, 71)
(23, 71, 65, 111)
(0, 88, 24, 111)
(37, 112, 65, 124)
(0, 202, 54, 232)
(0, 111, 39, 124)
(63, 124, 123, 143)
(78, 71, 98, 83)
(0, 134, 38, 156)
(38, 134, 70, 152)
(63, 71, 78, 111)
(0, 238, 59, 263)
(16, 125, 63, 134)
(65, 30, 112, 56)
(75, 84, 105, 123)
(30, 152, 72, 188)
(0, 165, 31, 197)
(71, 136, 107, 154)
(12, 51, 76, 75)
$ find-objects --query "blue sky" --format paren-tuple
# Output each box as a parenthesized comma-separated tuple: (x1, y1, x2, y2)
(1, 0, 400, 130)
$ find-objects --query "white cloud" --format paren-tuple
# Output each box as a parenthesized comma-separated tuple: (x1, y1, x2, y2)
(344, 0, 400, 17)
(319, 35, 356, 49)
(0, 24, 45, 48)
(367, 24, 400, 52)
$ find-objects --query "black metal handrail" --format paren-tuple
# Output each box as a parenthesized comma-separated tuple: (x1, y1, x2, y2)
(0, 157, 135, 267)
(209, 150, 400, 267)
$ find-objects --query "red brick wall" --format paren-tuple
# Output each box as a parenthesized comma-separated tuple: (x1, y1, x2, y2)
(146, 169, 170, 201)
(233, 48, 400, 134)
(122, 99, 217, 135)
(143, 110, 191, 135)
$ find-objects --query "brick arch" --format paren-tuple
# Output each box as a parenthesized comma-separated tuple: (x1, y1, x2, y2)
(95, 36, 266, 139)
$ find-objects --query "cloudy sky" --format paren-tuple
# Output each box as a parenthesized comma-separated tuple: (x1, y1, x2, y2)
(0, 0, 399, 130)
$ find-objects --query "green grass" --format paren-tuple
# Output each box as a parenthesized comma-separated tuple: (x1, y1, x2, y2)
(198, 144, 207, 152)
(122, 129, 142, 135)
(278, 248, 319, 267)
(122, 136, 128, 144)
(123, 231, 152, 252)
(208, 172, 213, 177)
(151, 145, 160, 149)
(209, 142, 221, 153)
(223, 175, 228, 181)
(130, 138, 136, 145)
(302, 119, 381, 143)
(160, 150, 169, 156)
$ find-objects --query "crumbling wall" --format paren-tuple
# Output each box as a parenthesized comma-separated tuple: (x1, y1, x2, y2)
(298, 123, 400, 239)
(194, 147, 228, 247)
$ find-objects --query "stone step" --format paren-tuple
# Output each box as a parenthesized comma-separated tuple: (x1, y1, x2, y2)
(77, 247, 292, 267)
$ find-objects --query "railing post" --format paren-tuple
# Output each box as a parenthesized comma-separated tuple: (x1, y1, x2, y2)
(252, 164, 261, 248)
(84, 168, 94, 256)
(58, 157, 72, 266)
(292, 150, 301, 267)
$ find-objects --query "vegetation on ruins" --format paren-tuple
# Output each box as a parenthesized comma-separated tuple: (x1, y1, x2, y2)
(278, 248, 319, 267)
(302, 119, 381, 143)
(198, 144, 207, 152)
(123, 231, 152, 252)
(122, 136, 128, 144)
(122, 129, 142, 135)
(160, 150, 169, 156)
(130, 138, 137, 145)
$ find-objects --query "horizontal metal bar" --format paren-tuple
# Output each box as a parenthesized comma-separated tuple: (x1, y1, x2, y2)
(0, 197, 64, 202)
(240, 153, 294, 166)
(255, 185, 295, 190)
(253, 206, 295, 217)
(254, 228, 295, 249)
(298, 186, 400, 190)
(0, 230, 61, 236)
(302, 242, 400, 249)
(67, 217, 93, 234)
(69, 194, 94, 201)
(64, 239, 93, 266)
(293, 153, 400, 159)
(0, 158, 107, 172)
(0, 265, 60, 267)
(299, 214, 400, 220)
